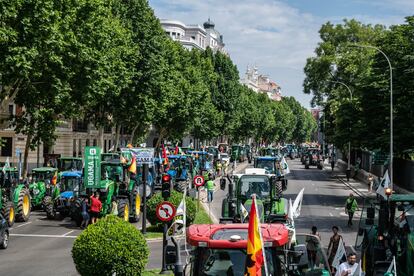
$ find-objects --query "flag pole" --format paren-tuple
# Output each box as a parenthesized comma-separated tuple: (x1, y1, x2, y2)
(253, 194, 269, 276)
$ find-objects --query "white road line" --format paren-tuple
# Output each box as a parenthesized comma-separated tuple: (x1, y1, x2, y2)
(62, 230, 75, 236)
(329, 212, 333, 217)
(10, 233, 77, 238)
(15, 222, 32, 228)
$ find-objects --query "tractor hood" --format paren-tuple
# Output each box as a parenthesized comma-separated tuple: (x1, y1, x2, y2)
(59, 191, 74, 199)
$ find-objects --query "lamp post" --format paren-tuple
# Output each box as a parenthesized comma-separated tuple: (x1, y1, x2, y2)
(349, 44, 393, 188)
(329, 80, 353, 181)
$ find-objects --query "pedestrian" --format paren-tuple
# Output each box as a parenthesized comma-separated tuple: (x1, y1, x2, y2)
(80, 197, 90, 229)
(306, 226, 321, 268)
(335, 253, 358, 276)
(345, 193, 358, 227)
(327, 226, 343, 268)
(206, 175, 215, 203)
(90, 192, 102, 224)
(111, 196, 118, 216)
(331, 156, 335, 172)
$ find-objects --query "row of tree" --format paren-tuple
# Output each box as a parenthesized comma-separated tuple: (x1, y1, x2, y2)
(304, 16, 414, 156)
(1, 0, 316, 174)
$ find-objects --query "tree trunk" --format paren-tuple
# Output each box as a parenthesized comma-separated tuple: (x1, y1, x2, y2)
(114, 124, 121, 151)
(98, 126, 104, 149)
(155, 128, 167, 149)
(22, 134, 32, 178)
(130, 125, 139, 145)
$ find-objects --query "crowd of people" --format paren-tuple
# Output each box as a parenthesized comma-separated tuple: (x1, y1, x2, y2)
(79, 192, 105, 229)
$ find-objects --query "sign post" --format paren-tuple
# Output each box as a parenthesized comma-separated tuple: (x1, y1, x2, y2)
(193, 175, 205, 211)
(141, 163, 148, 234)
(157, 201, 176, 274)
(84, 147, 101, 189)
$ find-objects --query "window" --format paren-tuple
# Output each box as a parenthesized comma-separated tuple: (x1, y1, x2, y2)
(85, 139, 90, 147)
(8, 104, 14, 116)
(78, 139, 82, 157)
(93, 139, 97, 146)
(104, 140, 107, 152)
(73, 119, 88, 132)
(1, 137, 12, 157)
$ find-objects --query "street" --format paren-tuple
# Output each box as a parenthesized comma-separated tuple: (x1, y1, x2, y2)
(0, 159, 366, 275)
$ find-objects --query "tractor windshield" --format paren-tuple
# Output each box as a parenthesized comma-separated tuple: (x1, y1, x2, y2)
(0, 171, 19, 187)
(61, 176, 80, 192)
(101, 164, 123, 181)
(194, 248, 282, 276)
(238, 176, 270, 200)
(32, 171, 55, 182)
(256, 160, 276, 174)
(60, 159, 83, 171)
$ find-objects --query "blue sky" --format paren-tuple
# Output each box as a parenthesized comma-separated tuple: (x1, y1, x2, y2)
(148, 0, 412, 108)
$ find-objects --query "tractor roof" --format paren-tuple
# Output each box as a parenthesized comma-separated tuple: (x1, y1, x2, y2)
(59, 157, 82, 161)
(256, 156, 278, 161)
(0, 167, 18, 172)
(32, 167, 58, 172)
(390, 194, 414, 203)
(187, 223, 289, 249)
(188, 151, 209, 155)
(168, 155, 187, 159)
(61, 171, 82, 178)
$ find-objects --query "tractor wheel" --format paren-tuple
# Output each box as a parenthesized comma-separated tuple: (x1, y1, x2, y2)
(129, 190, 141, 223)
(305, 162, 309, 169)
(1, 201, 15, 227)
(43, 196, 56, 219)
(117, 199, 130, 222)
(15, 188, 31, 222)
(274, 181, 283, 198)
(70, 199, 83, 227)
(0, 230, 9, 249)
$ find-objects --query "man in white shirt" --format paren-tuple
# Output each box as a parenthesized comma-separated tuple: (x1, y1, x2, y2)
(335, 253, 358, 276)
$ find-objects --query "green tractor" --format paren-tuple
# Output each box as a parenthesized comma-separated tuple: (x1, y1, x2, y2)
(230, 145, 247, 163)
(0, 167, 31, 226)
(28, 167, 59, 210)
(356, 194, 414, 276)
(219, 168, 287, 223)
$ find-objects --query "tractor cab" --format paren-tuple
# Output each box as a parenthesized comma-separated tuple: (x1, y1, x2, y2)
(220, 170, 287, 223)
(167, 155, 191, 181)
(254, 156, 281, 175)
(355, 194, 414, 276)
(230, 145, 246, 163)
(186, 223, 289, 276)
(189, 151, 215, 180)
(53, 171, 82, 218)
(29, 167, 58, 208)
(58, 157, 83, 172)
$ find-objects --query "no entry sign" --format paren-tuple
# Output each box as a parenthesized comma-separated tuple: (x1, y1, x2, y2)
(193, 175, 205, 187)
(156, 201, 176, 222)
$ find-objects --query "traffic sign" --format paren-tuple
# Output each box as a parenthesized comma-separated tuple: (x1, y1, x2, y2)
(156, 201, 176, 222)
(193, 175, 205, 187)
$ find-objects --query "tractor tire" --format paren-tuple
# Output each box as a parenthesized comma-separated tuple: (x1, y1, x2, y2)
(130, 190, 141, 223)
(0, 230, 9, 249)
(43, 196, 56, 219)
(70, 199, 83, 227)
(15, 188, 31, 222)
(117, 199, 130, 222)
(1, 201, 15, 227)
(275, 181, 283, 198)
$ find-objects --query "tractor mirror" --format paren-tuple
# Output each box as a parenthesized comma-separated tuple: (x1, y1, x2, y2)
(220, 178, 226, 190)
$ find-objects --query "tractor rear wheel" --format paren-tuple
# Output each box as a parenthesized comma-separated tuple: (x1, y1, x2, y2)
(43, 196, 56, 219)
(15, 188, 31, 222)
(117, 199, 130, 222)
(1, 201, 15, 227)
(129, 190, 141, 223)
(274, 181, 283, 198)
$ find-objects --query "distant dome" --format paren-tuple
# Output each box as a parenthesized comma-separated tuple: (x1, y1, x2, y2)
(203, 18, 215, 29)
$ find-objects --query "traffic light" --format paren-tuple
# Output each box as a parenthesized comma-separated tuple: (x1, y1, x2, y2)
(162, 174, 171, 199)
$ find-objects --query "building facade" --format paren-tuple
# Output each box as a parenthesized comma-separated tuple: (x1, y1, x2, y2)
(240, 66, 282, 101)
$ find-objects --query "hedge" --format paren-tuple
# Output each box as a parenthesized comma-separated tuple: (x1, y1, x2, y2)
(72, 215, 149, 275)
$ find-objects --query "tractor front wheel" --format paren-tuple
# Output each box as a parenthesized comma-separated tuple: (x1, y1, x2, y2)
(15, 188, 31, 222)
(43, 196, 56, 219)
(129, 191, 141, 223)
(1, 201, 15, 227)
(117, 199, 130, 222)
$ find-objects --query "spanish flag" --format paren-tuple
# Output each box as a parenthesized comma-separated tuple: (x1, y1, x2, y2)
(128, 156, 137, 174)
(245, 196, 265, 276)
(51, 171, 58, 186)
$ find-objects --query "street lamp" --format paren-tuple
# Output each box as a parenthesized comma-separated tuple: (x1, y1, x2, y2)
(329, 80, 353, 181)
(349, 44, 393, 188)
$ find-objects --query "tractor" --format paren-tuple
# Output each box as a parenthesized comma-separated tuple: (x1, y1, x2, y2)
(259, 147, 281, 158)
(303, 148, 323, 169)
(230, 145, 246, 163)
(0, 167, 30, 226)
(285, 144, 298, 159)
(254, 156, 288, 190)
(355, 193, 414, 276)
(244, 144, 253, 163)
(220, 168, 287, 224)
(28, 167, 58, 210)
(166, 155, 192, 192)
(185, 224, 331, 275)
(189, 151, 215, 180)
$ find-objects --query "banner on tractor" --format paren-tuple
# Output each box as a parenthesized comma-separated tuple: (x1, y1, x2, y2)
(84, 146, 101, 189)
(130, 148, 154, 166)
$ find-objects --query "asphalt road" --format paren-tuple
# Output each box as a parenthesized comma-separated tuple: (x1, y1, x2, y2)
(0, 159, 364, 275)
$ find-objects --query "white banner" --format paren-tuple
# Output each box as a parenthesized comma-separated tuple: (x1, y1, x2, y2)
(332, 237, 346, 269)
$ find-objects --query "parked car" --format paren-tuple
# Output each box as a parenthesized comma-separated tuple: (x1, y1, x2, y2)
(0, 213, 9, 249)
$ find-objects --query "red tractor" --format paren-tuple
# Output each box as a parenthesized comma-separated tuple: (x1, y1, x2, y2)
(186, 223, 331, 276)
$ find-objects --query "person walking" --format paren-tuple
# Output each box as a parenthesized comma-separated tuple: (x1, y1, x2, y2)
(80, 197, 90, 229)
(335, 253, 358, 276)
(206, 175, 215, 203)
(345, 193, 358, 227)
(306, 226, 321, 268)
(90, 192, 102, 224)
(327, 226, 343, 268)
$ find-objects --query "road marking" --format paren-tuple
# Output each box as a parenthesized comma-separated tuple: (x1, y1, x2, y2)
(15, 222, 32, 228)
(10, 233, 78, 239)
(62, 230, 75, 236)
(329, 212, 333, 217)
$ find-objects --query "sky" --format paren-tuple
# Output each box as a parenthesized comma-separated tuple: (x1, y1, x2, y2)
(148, 0, 412, 108)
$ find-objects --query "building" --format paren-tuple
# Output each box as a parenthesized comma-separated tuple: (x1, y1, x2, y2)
(160, 18, 225, 53)
(240, 66, 282, 101)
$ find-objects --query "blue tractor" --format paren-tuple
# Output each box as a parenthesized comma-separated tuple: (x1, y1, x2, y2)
(188, 151, 215, 180)
(167, 155, 192, 192)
